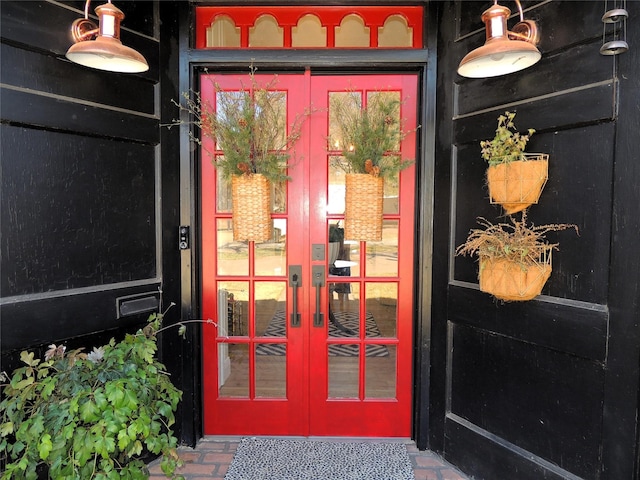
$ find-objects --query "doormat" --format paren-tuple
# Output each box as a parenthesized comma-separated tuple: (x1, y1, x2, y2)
(224, 437, 414, 480)
(255, 311, 389, 357)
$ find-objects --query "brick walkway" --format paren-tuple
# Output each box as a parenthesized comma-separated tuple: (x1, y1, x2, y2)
(148, 437, 470, 480)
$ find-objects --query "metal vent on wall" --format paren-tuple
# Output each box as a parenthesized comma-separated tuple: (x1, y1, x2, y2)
(116, 292, 160, 318)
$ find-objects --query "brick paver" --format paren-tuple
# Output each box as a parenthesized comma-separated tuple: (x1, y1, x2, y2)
(148, 437, 470, 480)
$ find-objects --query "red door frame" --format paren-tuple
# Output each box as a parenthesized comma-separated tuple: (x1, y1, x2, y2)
(201, 71, 417, 437)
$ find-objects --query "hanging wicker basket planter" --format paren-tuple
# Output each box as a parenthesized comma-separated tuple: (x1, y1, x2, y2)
(478, 251, 552, 302)
(231, 174, 272, 242)
(487, 153, 549, 215)
(344, 173, 384, 242)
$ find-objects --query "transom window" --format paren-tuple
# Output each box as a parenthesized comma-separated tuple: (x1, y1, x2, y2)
(195, 6, 424, 49)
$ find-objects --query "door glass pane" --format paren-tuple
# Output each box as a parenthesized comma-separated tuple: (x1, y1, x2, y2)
(329, 91, 362, 153)
(255, 344, 286, 398)
(272, 179, 287, 213)
(329, 348, 359, 398)
(365, 282, 397, 338)
(217, 220, 249, 276)
(216, 169, 232, 212)
(366, 220, 398, 277)
(383, 172, 400, 214)
(328, 221, 360, 277)
(255, 281, 287, 337)
(328, 283, 360, 337)
(367, 91, 401, 150)
(255, 220, 286, 276)
(218, 281, 248, 336)
(328, 220, 360, 276)
(328, 157, 346, 214)
(218, 343, 249, 398)
(365, 345, 396, 398)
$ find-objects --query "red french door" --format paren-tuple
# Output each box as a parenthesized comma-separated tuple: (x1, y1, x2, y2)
(201, 71, 418, 437)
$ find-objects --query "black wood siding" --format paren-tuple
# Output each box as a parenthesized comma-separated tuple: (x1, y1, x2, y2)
(430, 1, 640, 479)
(0, 0, 176, 405)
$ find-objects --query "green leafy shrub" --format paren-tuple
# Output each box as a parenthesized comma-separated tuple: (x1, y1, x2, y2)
(0, 313, 183, 479)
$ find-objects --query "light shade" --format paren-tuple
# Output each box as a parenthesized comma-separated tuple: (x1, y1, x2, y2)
(458, 3, 541, 78)
(65, 2, 148, 74)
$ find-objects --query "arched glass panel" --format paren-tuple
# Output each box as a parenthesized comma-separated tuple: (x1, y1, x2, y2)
(378, 15, 413, 47)
(249, 14, 284, 47)
(292, 14, 327, 47)
(335, 14, 370, 47)
(206, 15, 241, 47)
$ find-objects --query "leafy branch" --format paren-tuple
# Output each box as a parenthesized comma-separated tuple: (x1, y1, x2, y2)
(480, 111, 536, 166)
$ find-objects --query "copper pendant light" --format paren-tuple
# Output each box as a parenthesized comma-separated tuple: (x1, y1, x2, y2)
(458, 0, 541, 78)
(66, 1, 149, 73)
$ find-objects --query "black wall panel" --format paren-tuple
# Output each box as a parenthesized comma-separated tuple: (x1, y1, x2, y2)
(431, 1, 640, 479)
(1, 125, 157, 297)
(0, 1, 164, 378)
(450, 324, 604, 479)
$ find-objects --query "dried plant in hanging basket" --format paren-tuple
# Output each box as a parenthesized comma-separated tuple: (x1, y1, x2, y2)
(481, 111, 548, 214)
(479, 253, 552, 301)
(487, 153, 549, 214)
(231, 174, 272, 242)
(456, 213, 578, 302)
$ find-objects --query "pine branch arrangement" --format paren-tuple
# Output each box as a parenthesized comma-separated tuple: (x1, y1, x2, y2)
(330, 90, 415, 178)
(175, 67, 312, 183)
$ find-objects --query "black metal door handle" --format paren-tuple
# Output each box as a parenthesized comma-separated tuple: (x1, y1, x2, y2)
(289, 265, 302, 327)
(312, 265, 325, 327)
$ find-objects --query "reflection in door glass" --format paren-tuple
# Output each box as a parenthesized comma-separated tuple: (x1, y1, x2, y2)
(255, 344, 286, 398)
(329, 349, 359, 398)
(255, 219, 286, 276)
(255, 281, 287, 337)
(328, 221, 360, 277)
(366, 220, 399, 277)
(218, 343, 249, 398)
(216, 168, 232, 212)
(328, 283, 360, 338)
(217, 220, 249, 276)
(328, 92, 362, 151)
(328, 156, 346, 214)
(217, 281, 248, 336)
(365, 345, 396, 398)
(365, 282, 398, 338)
(383, 172, 400, 214)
